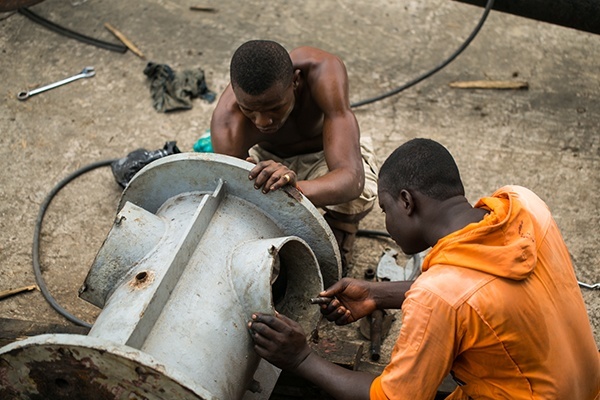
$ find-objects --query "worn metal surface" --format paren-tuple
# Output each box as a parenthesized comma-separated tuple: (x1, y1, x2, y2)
(453, 0, 600, 35)
(117, 152, 341, 288)
(1, 153, 335, 399)
(0, 334, 210, 400)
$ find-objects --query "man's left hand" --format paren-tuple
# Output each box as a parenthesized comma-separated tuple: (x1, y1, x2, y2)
(248, 312, 312, 370)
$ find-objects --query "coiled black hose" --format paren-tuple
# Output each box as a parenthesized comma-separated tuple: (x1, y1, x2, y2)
(32, 159, 117, 328)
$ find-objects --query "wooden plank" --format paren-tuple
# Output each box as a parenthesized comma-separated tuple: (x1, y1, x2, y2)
(449, 80, 529, 90)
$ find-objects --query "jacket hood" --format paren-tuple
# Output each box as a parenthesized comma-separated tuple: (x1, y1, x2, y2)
(422, 188, 537, 280)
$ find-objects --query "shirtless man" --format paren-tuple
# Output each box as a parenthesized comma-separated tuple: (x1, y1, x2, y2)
(210, 40, 378, 273)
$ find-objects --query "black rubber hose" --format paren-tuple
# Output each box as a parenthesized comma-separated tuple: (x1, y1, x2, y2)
(357, 229, 391, 238)
(18, 7, 127, 53)
(32, 159, 118, 328)
(351, 0, 495, 108)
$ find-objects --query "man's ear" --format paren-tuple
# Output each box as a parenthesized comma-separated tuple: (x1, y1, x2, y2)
(399, 189, 415, 216)
(292, 69, 301, 89)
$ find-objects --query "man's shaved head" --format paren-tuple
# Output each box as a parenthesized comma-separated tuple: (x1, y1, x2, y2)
(230, 40, 294, 95)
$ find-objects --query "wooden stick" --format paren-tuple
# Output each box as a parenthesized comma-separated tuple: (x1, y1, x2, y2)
(104, 22, 145, 59)
(449, 80, 529, 90)
(0, 285, 37, 301)
(190, 6, 217, 12)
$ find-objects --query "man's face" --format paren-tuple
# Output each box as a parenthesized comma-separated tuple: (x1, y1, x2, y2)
(233, 80, 296, 135)
(378, 189, 425, 255)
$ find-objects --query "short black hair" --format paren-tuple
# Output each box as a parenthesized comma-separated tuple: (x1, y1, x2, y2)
(379, 138, 465, 201)
(230, 40, 293, 95)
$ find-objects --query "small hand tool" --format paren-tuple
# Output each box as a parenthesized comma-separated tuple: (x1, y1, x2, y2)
(310, 296, 333, 305)
(17, 66, 96, 100)
(578, 281, 600, 290)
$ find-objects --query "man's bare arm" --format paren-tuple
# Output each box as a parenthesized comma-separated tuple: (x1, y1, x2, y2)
(250, 312, 374, 400)
(292, 48, 364, 207)
(210, 85, 254, 159)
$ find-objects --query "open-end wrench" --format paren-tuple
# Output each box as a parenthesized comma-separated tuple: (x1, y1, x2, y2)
(17, 66, 96, 101)
(578, 281, 600, 290)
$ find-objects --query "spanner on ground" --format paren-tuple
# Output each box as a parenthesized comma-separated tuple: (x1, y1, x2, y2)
(578, 281, 600, 290)
(17, 66, 96, 101)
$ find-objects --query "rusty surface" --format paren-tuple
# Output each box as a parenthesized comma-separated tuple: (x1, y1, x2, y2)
(128, 270, 155, 290)
(0, 337, 205, 399)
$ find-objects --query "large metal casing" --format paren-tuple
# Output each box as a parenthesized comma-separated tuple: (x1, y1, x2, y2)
(0, 153, 341, 399)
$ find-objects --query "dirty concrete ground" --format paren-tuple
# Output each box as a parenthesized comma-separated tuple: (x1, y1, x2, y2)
(0, 0, 598, 392)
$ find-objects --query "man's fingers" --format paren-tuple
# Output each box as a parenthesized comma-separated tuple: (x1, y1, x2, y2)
(275, 312, 300, 327)
(335, 309, 354, 325)
(266, 170, 295, 192)
(246, 160, 296, 193)
(251, 312, 276, 326)
(248, 163, 265, 182)
(251, 312, 289, 332)
(320, 278, 348, 298)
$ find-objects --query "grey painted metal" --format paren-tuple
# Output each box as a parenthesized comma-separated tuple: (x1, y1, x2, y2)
(117, 152, 340, 289)
(0, 153, 339, 399)
(452, 0, 600, 35)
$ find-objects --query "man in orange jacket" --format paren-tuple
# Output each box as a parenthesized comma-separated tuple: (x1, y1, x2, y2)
(249, 138, 600, 399)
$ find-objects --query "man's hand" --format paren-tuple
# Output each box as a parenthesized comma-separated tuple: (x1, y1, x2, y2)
(247, 159, 297, 194)
(248, 312, 312, 371)
(317, 278, 378, 325)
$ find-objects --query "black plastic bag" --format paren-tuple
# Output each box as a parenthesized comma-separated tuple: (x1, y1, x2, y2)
(111, 141, 181, 188)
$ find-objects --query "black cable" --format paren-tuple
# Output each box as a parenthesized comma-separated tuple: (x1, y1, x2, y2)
(351, 0, 495, 108)
(18, 7, 127, 53)
(32, 159, 118, 328)
(357, 229, 391, 238)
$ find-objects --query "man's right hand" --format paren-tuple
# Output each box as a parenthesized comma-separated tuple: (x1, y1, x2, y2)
(318, 278, 378, 325)
(248, 160, 297, 194)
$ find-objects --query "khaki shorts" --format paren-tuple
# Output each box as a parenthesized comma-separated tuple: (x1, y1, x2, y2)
(248, 135, 379, 216)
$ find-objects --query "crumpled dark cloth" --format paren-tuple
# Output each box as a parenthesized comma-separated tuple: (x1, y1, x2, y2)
(143, 62, 216, 112)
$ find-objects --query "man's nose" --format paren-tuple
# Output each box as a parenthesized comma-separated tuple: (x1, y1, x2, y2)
(254, 113, 272, 127)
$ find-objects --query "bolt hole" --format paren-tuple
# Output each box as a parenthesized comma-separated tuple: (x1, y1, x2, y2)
(135, 271, 148, 282)
(55, 378, 69, 388)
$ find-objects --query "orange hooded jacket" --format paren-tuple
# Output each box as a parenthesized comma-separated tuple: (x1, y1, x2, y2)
(370, 186, 600, 399)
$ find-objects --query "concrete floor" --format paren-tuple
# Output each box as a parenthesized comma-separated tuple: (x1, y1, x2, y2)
(0, 0, 598, 382)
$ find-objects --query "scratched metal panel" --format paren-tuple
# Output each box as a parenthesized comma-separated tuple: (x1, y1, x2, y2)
(119, 152, 340, 288)
(0, 334, 214, 399)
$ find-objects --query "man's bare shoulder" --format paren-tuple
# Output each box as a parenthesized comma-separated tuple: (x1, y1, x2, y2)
(212, 84, 238, 117)
(290, 47, 350, 113)
(289, 46, 345, 73)
(210, 85, 255, 157)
